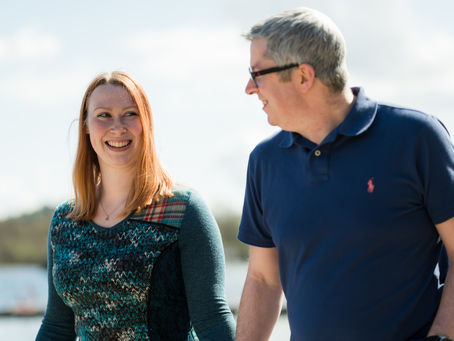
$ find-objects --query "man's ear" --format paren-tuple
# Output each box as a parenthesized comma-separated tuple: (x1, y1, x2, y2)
(297, 63, 316, 92)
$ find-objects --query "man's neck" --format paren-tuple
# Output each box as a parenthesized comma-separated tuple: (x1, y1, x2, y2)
(293, 86, 355, 145)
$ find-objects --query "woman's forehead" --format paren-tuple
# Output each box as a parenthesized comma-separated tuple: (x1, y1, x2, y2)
(88, 84, 136, 110)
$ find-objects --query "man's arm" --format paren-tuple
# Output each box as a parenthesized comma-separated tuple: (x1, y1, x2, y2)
(236, 246, 284, 341)
(428, 216, 454, 338)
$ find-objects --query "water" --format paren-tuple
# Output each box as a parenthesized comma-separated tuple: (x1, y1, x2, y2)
(0, 264, 290, 340)
(0, 265, 47, 315)
(0, 316, 43, 340)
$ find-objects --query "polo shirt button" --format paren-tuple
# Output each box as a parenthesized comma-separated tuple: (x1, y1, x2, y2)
(314, 149, 321, 157)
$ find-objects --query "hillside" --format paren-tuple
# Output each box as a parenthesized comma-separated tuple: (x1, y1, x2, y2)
(0, 207, 53, 266)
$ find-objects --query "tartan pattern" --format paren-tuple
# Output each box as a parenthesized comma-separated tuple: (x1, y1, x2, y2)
(131, 190, 190, 228)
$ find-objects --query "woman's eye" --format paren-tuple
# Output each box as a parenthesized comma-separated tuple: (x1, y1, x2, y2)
(97, 112, 110, 118)
(125, 111, 138, 117)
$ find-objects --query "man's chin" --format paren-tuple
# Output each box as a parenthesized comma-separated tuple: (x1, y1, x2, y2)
(267, 116, 278, 127)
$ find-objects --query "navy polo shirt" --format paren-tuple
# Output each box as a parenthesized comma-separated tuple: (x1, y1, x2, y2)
(238, 88, 454, 341)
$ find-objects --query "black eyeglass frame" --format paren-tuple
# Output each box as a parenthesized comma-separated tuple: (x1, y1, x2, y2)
(249, 63, 299, 88)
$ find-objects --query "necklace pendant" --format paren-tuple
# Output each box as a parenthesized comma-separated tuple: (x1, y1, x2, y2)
(105, 215, 109, 221)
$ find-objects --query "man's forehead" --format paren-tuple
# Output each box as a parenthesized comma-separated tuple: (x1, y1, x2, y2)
(250, 38, 275, 69)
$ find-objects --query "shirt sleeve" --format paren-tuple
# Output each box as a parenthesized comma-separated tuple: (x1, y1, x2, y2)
(35, 210, 76, 341)
(178, 189, 235, 340)
(237, 152, 275, 247)
(418, 116, 454, 224)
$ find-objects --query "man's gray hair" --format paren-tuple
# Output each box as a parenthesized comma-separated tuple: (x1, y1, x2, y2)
(245, 7, 348, 92)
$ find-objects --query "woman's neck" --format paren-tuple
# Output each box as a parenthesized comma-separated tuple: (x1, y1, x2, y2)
(94, 166, 135, 226)
(99, 167, 134, 203)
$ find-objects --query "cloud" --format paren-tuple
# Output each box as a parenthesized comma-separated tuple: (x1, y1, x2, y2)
(404, 32, 454, 90)
(0, 159, 73, 220)
(0, 70, 92, 106)
(128, 26, 249, 82)
(1, 73, 76, 105)
(0, 40, 7, 59)
(0, 27, 60, 61)
(0, 176, 55, 220)
(338, 1, 454, 110)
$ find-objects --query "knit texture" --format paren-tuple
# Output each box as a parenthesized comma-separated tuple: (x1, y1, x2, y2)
(50, 192, 190, 340)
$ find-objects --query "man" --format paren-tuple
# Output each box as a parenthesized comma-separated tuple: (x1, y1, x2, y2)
(236, 7, 454, 341)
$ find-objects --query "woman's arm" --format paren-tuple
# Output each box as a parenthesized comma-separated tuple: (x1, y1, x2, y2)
(178, 190, 236, 340)
(35, 220, 76, 341)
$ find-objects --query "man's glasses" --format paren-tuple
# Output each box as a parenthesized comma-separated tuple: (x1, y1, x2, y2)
(249, 63, 299, 88)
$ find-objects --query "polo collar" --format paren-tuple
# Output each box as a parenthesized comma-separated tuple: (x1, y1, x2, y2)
(280, 130, 295, 148)
(279, 87, 378, 148)
(337, 87, 378, 137)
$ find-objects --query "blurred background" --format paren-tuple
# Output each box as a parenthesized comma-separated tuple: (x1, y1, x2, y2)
(1, 0, 453, 339)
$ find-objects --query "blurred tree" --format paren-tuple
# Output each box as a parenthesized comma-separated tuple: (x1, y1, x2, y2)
(214, 210, 249, 261)
(0, 207, 53, 266)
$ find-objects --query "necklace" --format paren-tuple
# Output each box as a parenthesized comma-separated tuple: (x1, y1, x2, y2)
(99, 199, 125, 221)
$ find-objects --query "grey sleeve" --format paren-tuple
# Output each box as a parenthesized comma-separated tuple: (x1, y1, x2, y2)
(178, 190, 236, 340)
(35, 221, 76, 341)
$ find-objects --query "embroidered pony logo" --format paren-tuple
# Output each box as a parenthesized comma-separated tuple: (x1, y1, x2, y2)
(367, 177, 375, 193)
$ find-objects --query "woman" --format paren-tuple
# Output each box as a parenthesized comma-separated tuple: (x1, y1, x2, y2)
(36, 71, 235, 340)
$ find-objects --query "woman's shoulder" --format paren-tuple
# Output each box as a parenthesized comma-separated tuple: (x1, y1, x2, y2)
(52, 200, 75, 221)
(170, 185, 209, 215)
(130, 185, 200, 228)
(48, 200, 77, 240)
(152, 185, 204, 209)
(169, 185, 194, 202)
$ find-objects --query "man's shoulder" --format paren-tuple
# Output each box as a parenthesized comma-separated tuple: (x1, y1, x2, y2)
(250, 130, 289, 157)
(376, 101, 448, 135)
(377, 101, 436, 124)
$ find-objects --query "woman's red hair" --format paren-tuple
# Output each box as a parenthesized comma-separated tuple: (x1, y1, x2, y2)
(67, 71, 173, 220)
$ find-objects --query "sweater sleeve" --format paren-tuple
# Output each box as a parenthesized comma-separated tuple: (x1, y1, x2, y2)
(35, 211, 76, 341)
(178, 190, 236, 340)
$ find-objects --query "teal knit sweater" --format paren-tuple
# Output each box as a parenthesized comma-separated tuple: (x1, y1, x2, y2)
(36, 187, 235, 340)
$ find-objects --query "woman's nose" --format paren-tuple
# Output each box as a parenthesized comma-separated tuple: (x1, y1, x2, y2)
(110, 118, 126, 133)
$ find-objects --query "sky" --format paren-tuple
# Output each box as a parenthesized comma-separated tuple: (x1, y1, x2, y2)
(1, 0, 454, 219)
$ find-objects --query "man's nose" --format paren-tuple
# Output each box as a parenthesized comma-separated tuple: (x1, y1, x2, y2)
(245, 78, 258, 95)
